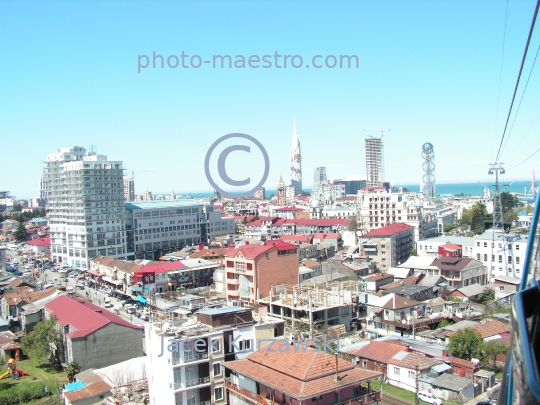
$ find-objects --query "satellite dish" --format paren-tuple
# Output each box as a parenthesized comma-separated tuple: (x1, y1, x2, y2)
(402, 320, 407, 324)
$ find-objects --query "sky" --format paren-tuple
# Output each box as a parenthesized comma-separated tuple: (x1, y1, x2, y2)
(1, 0, 539, 199)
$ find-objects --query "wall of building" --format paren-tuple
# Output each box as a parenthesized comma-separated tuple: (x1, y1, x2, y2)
(69, 323, 143, 371)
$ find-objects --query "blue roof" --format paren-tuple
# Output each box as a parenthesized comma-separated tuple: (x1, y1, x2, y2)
(65, 381, 86, 391)
(198, 306, 247, 316)
(136, 295, 147, 304)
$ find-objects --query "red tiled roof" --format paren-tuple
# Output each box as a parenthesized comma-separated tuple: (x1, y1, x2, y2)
(440, 243, 462, 250)
(280, 235, 314, 243)
(135, 261, 186, 275)
(388, 352, 442, 371)
(363, 223, 413, 237)
(348, 341, 408, 363)
(313, 232, 340, 239)
(225, 241, 297, 259)
(379, 275, 419, 290)
(225, 341, 381, 400)
(276, 207, 304, 211)
(27, 237, 50, 247)
(471, 321, 510, 339)
(364, 273, 394, 281)
(447, 357, 478, 369)
(45, 296, 141, 338)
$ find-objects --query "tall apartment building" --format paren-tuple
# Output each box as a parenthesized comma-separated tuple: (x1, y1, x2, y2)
(46, 146, 127, 269)
(123, 177, 135, 202)
(39, 168, 51, 205)
(365, 137, 384, 188)
(312, 167, 327, 195)
(145, 306, 285, 405)
(125, 200, 235, 260)
(253, 187, 265, 200)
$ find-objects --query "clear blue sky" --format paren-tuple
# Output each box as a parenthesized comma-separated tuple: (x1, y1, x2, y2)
(1, 0, 539, 199)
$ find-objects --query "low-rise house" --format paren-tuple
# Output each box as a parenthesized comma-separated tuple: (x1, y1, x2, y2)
(225, 341, 383, 405)
(446, 357, 481, 378)
(363, 273, 394, 293)
(426, 372, 474, 403)
(381, 284, 435, 302)
(347, 340, 407, 375)
(279, 235, 314, 245)
(1, 286, 57, 320)
(313, 232, 342, 251)
(44, 295, 143, 371)
(398, 256, 440, 277)
(494, 276, 520, 299)
(431, 257, 487, 289)
(386, 267, 413, 280)
(451, 283, 486, 302)
(26, 237, 50, 254)
(63, 370, 113, 405)
(470, 320, 510, 341)
(299, 260, 323, 283)
(365, 294, 432, 338)
(298, 243, 318, 262)
(0, 331, 21, 362)
(387, 352, 442, 392)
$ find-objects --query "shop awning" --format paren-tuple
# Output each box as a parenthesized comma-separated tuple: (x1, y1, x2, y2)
(136, 295, 147, 304)
(86, 270, 102, 277)
(130, 286, 143, 292)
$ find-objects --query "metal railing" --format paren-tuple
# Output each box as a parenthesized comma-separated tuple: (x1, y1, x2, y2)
(172, 352, 209, 365)
(173, 376, 211, 390)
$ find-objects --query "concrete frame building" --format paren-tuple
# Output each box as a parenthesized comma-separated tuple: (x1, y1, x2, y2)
(365, 137, 384, 188)
(123, 177, 135, 202)
(46, 146, 127, 269)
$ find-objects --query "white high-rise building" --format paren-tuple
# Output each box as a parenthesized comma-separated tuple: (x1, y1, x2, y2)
(290, 118, 302, 195)
(365, 137, 383, 188)
(46, 146, 127, 269)
(312, 167, 327, 195)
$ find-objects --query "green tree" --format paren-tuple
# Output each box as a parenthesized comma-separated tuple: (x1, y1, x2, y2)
(437, 319, 452, 329)
(65, 361, 81, 382)
(500, 192, 521, 215)
(410, 248, 418, 256)
(470, 203, 492, 234)
(11, 203, 22, 212)
(443, 223, 454, 233)
(21, 316, 64, 369)
(447, 329, 483, 360)
(480, 340, 508, 367)
(477, 288, 495, 304)
(13, 221, 28, 241)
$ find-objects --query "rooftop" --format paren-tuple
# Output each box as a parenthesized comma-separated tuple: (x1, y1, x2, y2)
(388, 351, 442, 370)
(347, 340, 407, 363)
(363, 223, 413, 237)
(124, 199, 203, 210)
(430, 373, 473, 391)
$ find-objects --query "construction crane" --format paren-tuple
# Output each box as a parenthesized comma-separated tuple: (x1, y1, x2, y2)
(358, 128, 391, 139)
(131, 170, 154, 181)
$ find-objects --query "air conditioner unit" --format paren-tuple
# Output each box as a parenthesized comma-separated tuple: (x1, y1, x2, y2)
(203, 377, 210, 383)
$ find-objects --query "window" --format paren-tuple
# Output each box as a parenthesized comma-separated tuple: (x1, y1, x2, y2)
(362, 360, 367, 368)
(516, 257, 520, 264)
(214, 387, 224, 401)
(500, 286, 504, 291)
(393, 367, 400, 375)
(408, 371, 415, 379)
(213, 362, 222, 377)
(476, 242, 480, 247)
(484, 242, 487, 247)
(240, 339, 252, 351)
(516, 245, 520, 250)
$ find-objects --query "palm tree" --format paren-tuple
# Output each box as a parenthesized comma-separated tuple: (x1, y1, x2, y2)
(66, 361, 81, 383)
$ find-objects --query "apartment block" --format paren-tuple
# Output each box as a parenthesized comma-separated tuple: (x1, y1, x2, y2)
(224, 241, 298, 304)
(361, 223, 415, 270)
(46, 146, 127, 269)
(145, 306, 285, 405)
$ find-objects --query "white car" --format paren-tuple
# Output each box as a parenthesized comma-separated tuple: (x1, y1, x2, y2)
(418, 391, 443, 405)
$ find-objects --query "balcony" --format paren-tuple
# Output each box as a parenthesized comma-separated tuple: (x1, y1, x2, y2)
(173, 376, 211, 390)
(172, 352, 209, 365)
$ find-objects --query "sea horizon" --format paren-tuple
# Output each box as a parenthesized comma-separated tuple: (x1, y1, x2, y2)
(151, 180, 537, 199)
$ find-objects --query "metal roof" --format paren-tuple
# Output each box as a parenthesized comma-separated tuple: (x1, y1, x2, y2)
(198, 306, 247, 316)
(124, 199, 203, 210)
(430, 373, 473, 391)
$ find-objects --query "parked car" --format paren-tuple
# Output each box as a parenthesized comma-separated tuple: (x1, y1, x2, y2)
(418, 392, 443, 405)
(104, 302, 113, 308)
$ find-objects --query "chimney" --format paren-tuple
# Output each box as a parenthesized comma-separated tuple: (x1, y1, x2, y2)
(334, 353, 339, 381)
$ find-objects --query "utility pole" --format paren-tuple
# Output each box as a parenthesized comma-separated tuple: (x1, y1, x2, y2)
(488, 163, 507, 288)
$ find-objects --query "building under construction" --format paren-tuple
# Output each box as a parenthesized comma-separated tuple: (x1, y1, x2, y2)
(365, 137, 384, 188)
(258, 280, 370, 339)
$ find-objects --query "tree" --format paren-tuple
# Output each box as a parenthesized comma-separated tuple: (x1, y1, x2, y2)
(470, 203, 492, 234)
(443, 223, 454, 233)
(480, 340, 508, 367)
(21, 316, 64, 369)
(65, 361, 81, 382)
(410, 248, 418, 256)
(347, 217, 358, 233)
(500, 192, 521, 216)
(477, 288, 495, 304)
(437, 319, 452, 329)
(13, 221, 28, 241)
(447, 329, 483, 360)
(11, 203, 22, 212)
